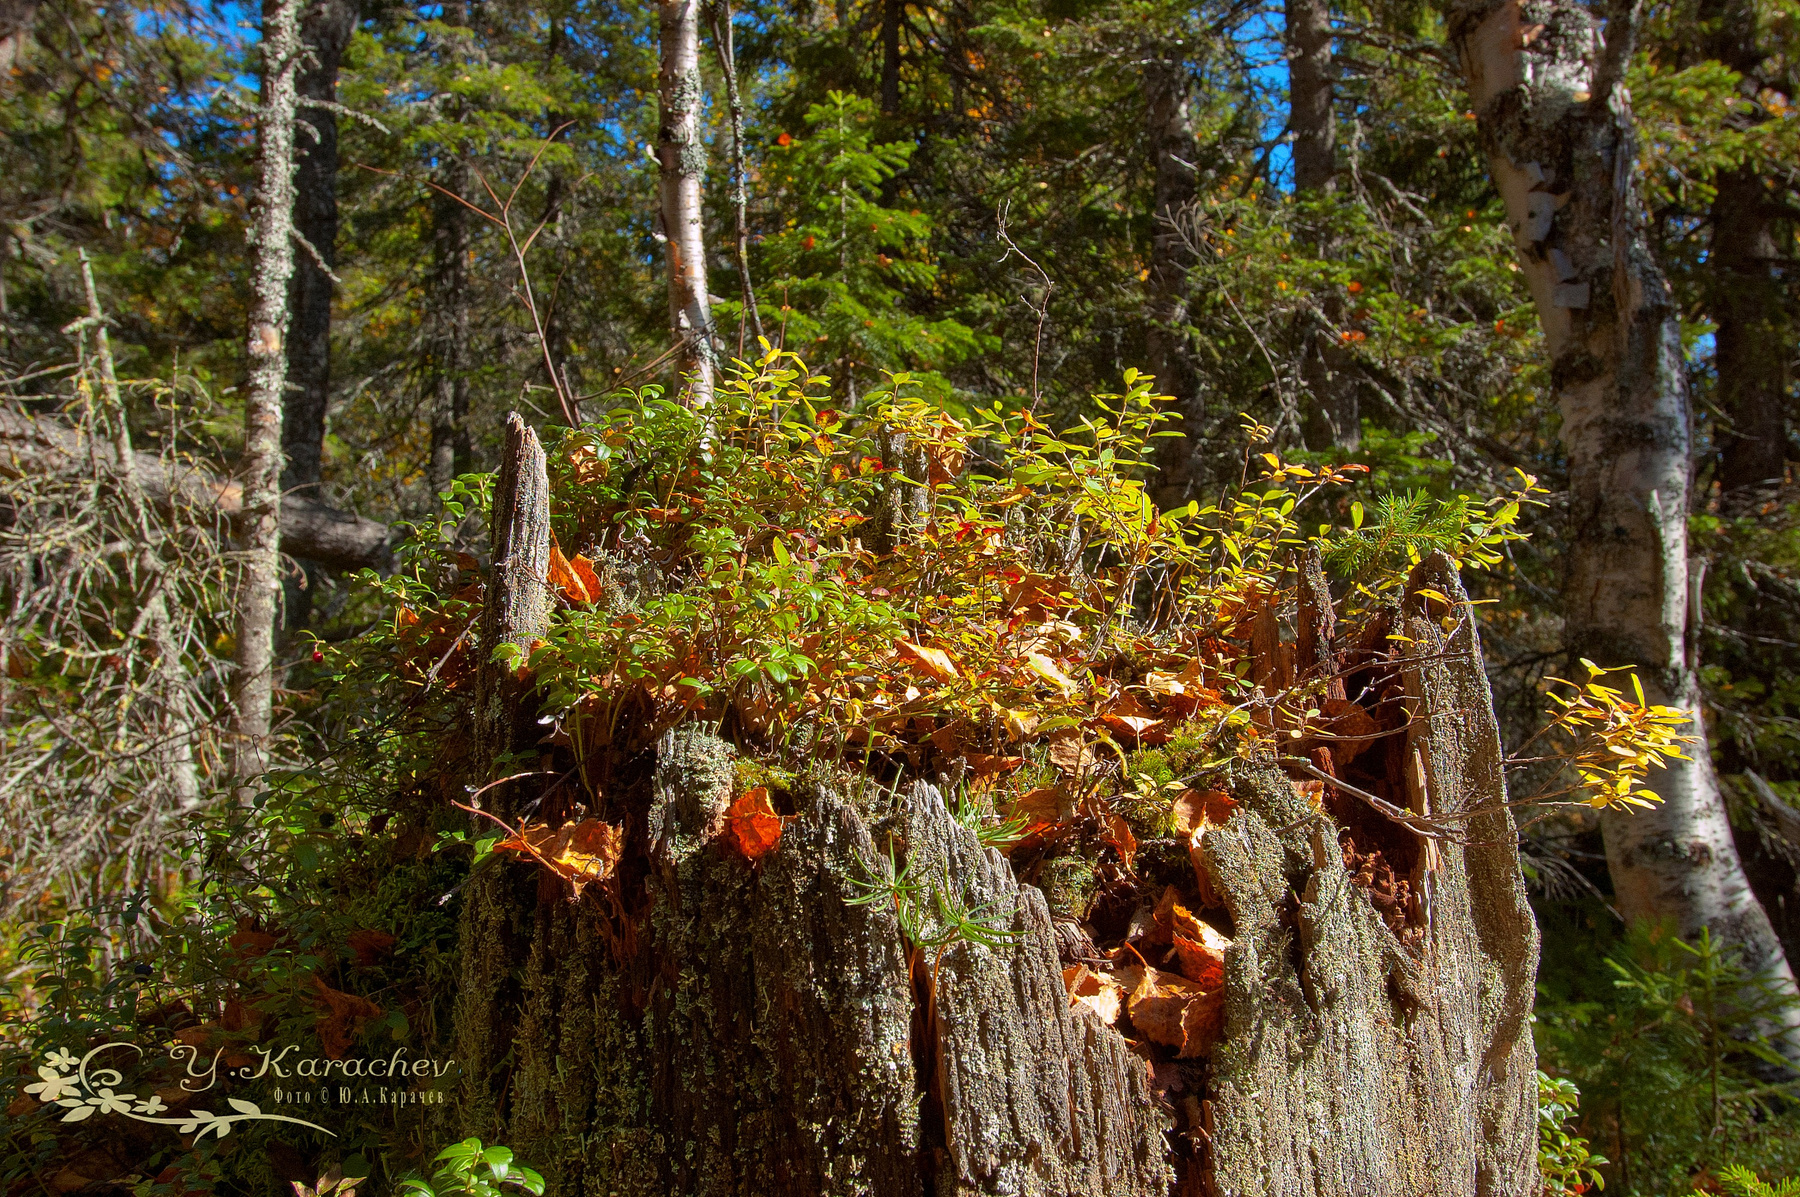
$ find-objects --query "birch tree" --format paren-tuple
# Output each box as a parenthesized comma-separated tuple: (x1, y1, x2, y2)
(658, 0, 716, 407)
(231, 0, 304, 786)
(1449, 0, 1800, 1053)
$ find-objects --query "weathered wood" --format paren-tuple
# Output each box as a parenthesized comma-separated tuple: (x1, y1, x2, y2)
(1202, 553, 1539, 1196)
(903, 782, 1174, 1197)
(473, 411, 552, 782)
(448, 530, 1541, 1196)
(0, 406, 393, 570)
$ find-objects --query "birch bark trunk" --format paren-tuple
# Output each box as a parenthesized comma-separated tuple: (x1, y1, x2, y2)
(1449, 0, 1800, 1056)
(230, 0, 304, 786)
(658, 0, 717, 408)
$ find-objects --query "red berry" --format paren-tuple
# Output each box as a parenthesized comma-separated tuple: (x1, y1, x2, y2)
(312, 649, 324, 664)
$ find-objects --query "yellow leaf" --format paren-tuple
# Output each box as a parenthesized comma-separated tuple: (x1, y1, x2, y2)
(896, 639, 960, 682)
(1024, 652, 1075, 693)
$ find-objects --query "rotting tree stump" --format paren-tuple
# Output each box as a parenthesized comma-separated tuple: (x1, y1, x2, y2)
(446, 417, 1539, 1196)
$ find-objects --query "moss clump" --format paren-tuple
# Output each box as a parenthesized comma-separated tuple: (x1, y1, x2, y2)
(1038, 854, 1097, 919)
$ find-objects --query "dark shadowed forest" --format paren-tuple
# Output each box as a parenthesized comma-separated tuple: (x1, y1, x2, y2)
(1, 0, 1799, 1193)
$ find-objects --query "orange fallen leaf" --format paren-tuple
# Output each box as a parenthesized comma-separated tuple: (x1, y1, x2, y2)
(1177, 988, 1226, 1058)
(896, 639, 961, 682)
(1289, 778, 1325, 809)
(1010, 786, 1071, 828)
(311, 977, 384, 1060)
(548, 544, 600, 604)
(1063, 964, 1125, 1026)
(347, 929, 396, 967)
(495, 818, 624, 899)
(723, 786, 784, 861)
(1099, 691, 1165, 744)
(965, 752, 1025, 777)
(1120, 964, 1204, 1050)
(1047, 732, 1096, 776)
(1170, 913, 1231, 990)
(1101, 812, 1137, 868)
(1170, 789, 1237, 837)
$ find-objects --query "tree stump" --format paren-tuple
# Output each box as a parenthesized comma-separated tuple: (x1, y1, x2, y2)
(447, 420, 1539, 1196)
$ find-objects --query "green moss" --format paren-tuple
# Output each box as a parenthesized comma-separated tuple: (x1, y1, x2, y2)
(1038, 854, 1097, 918)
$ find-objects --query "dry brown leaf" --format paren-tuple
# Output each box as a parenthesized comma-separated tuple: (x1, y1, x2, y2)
(1047, 731, 1096, 776)
(1101, 812, 1138, 868)
(1010, 786, 1071, 828)
(495, 818, 624, 899)
(965, 752, 1025, 777)
(723, 787, 784, 861)
(1099, 691, 1166, 744)
(347, 929, 396, 967)
(997, 705, 1041, 741)
(896, 639, 961, 682)
(569, 554, 602, 602)
(311, 977, 383, 1060)
(1177, 988, 1226, 1058)
(1124, 964, 1203, 1050)
(1062, 964, 1126, 1026)
(1170, 915, 1231, 990)
(1289, 778, 1326, 809)
(1170, 788, 1237, 837)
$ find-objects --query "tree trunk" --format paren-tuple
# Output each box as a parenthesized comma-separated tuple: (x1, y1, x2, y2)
(0, 407, 392, 571)
(231, 0, 304, 786)
(447, 418, 1542, 1193)
(1286, 0, 1336, 195)
(427, 158, 473, 495)
(708, 0, 763, 354)
(1145, 53, 1204, 509)
(280, 0, 357, 635)
(1711, 169, 1788, 505)
(1703, 0, 1789, 506)
(880, 0, 901, 117)
(281, 0, 356, 499)
(1285, 0, 1360, 453)
(657, 0, 717, 408)
(1450, 0, 1800, 1056)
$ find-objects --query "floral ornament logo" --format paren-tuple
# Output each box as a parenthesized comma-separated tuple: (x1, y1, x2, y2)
(24, 1044, 333, 1141)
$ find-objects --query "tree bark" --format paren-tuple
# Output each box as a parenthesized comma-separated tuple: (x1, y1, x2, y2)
(1285, 0, 1360, 453)
(707, 0, 763, 354)
(281, 0, 356, 499)
(426, 0, 473, 496)
(1286, 0, 1336, 196)
(1204, 554, 1539, 1195)
(232, 0, 304, 785)
(1703, 0, 1790, 505)
(880, 0, 901, 117)
(1145, 52, 1204, 509)
(447, 422, 1542, 1193)
(1710, 171, 1788, 504)
(1450, 0, 1800, 1056)
(472, 412, 551, 777)
(657, 0, 717, 408)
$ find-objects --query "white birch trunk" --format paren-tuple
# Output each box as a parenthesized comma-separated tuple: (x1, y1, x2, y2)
(1450, 0, 1800, 1056)
(231, 0, 304, 786)
(658, 0, 716, 407)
